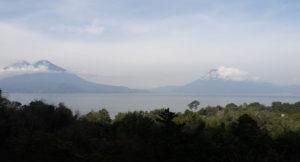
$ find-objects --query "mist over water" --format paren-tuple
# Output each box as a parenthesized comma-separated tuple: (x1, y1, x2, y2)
(8, 93, 300, 116)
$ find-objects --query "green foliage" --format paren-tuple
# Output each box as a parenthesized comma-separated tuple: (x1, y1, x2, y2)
(83, 108, 111, 125)
(272, 101, 300, 113)
(0, 97, 299, 162)
(175, 110, 205, 133)
(225, 103, 238, 109)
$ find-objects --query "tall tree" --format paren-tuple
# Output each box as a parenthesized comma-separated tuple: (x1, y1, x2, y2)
(188, 100, 200, 111)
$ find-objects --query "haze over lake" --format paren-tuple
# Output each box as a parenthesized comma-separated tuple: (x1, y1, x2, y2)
(7, 93, 300, 116)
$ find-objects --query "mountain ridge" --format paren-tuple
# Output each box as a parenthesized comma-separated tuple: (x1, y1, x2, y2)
(3, 60, 66, 72)
(0, 60, 145, 93)
(152, 70, 300, 95)
(1, 61, 299, 94)
(33, 60, 66, 72)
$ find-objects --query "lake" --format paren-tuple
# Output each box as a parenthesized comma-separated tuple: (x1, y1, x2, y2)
(7, 93, 300, 116)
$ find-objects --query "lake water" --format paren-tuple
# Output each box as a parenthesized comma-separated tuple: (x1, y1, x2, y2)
(7, 93, 300, 116)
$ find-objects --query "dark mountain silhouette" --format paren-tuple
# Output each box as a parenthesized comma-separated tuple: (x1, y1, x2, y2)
(0, 60, 144, 93)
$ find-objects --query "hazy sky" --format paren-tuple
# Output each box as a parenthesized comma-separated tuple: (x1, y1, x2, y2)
(0, 0, 300, 88)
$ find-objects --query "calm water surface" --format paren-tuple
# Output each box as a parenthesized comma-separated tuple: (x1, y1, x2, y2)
(7, 93, 300, 116)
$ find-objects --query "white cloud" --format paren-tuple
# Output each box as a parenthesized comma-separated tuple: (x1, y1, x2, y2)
(0, 16, 299, 88)
(49, 21, 105, 35)
(2, 65, 48, 73)
(215, 66, 258, 81)
(0, 65, 49, 79)
(0, 60, 56, 79)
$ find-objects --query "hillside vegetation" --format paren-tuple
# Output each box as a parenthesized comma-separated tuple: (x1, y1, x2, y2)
(0, 92, 299, 162)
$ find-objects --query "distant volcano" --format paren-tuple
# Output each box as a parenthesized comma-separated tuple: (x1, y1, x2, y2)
(3, 60, 66, 72)
(0, 60, 144, 93)
(153, 68, 300, 95)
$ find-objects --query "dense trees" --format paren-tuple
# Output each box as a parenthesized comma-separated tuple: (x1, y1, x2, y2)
(84, 109, 112, 125)
(0, 92, 299, 162)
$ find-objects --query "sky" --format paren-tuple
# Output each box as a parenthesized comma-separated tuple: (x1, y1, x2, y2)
(0, 0, 300, 88)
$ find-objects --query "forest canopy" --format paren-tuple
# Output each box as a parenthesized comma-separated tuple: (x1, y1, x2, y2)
(0, 92, 299, 162)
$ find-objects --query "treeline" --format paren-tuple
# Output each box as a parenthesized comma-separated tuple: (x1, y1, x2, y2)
(0, 93, 299, 161)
